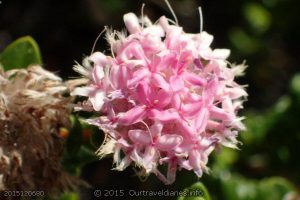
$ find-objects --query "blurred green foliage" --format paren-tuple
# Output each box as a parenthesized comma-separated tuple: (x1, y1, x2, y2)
(62, 116, 99, 176)
(243, 3, 271, 34)
(0, 36, 42, 70)
(58, 192, 80, 200)
(221, 176, 295, 200)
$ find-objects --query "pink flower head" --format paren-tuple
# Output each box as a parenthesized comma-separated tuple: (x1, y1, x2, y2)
(72, 12, 247, 184)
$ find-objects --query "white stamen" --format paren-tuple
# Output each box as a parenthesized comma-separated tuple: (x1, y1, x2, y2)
(140, 120, 154, 144)
(111, 30, 116, 59)
(91, 26, 107, 55)
(141, 3, 145, 28)
(164, 0, 178, 25)
(166, 18, 177, 25)
(198, 7, 203, 32)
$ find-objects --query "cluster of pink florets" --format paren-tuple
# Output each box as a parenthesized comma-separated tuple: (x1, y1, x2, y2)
(72, 12, 247, 184)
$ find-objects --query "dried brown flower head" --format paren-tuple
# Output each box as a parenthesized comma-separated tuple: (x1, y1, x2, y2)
(0, 65, 82, 194)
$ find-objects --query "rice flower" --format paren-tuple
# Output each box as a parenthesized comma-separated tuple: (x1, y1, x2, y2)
(0, 65, 81, 192)
(72, 12, 247, 184)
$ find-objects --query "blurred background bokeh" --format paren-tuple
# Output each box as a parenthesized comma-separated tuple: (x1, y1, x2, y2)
(1, 0, 300, 199)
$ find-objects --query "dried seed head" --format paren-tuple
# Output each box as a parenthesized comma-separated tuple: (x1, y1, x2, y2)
(0, 65, 85, 193)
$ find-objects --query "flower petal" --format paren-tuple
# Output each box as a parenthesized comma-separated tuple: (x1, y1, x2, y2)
(151, 73, 170, 91)
(114, 156, 132, 171)
(118, 105, 146, 125)
(90, 91, 106, 111)
(128, 129, 151, 144)
(92, 65, 105, 84)
(170, 76, 184, 92)
(211, 49, 231, 60)
(199, 31, 214, 49)
(148, 109, 181, 122)
(71, 86, 94, 97)
(183, 72, 206, 86)
(127, 67, 149, 88)
(210, 106, 234, 121)
(166, 160, 177, 184)
(152, 89, 172, 109)
(156, 134, 183, 151)
(142, 146, 158, 173)
(193, 107, 209, 133)
(90, 52, 107, 66)
(110, 64, 130, 89)
(136, 83, 150, 105)
(123, 13, 141, 34)
(188, 150, 203, 177)
(165, 26, 183, 50)
(150, 122, 163, 137)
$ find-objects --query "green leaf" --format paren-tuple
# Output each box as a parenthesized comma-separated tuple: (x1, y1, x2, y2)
(242, 111, 269, 144)
(63, 145, 97, 175)
(290, 74, 300, 97)
(221, 175, 257, 200)
(229, 28, 260, 54)
(221, 175, 296, 200)
(0, 36, 42, 70)
(178, 182, 211, 200)
(243, 3, 271, 34)
(213, 148, 239, 172)
(258, 177, 295, 200)
(76, 145, 97, 166)
(66, 115, 83, 155)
